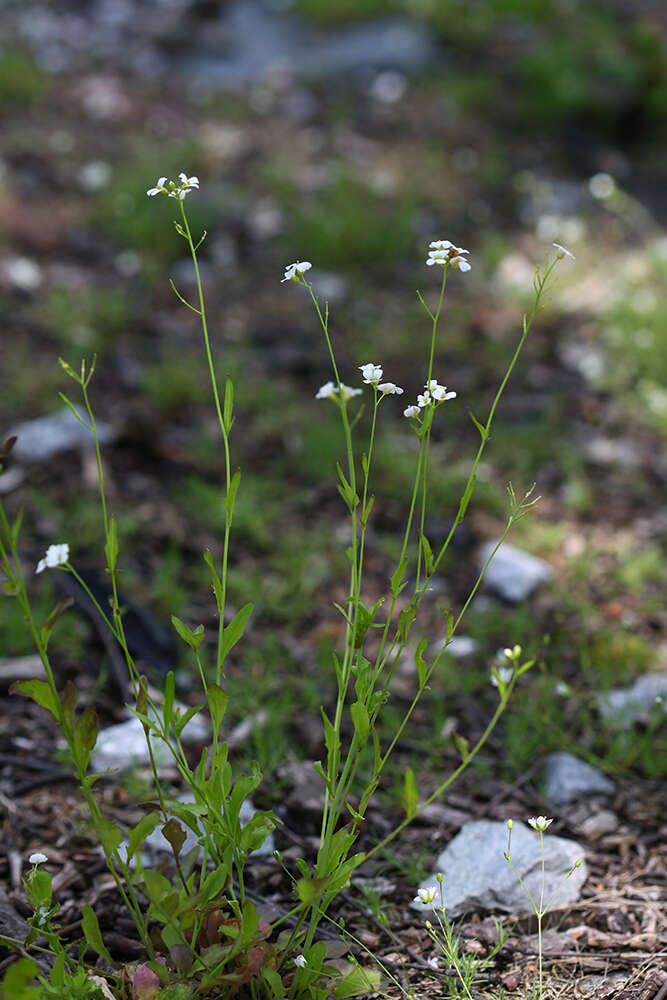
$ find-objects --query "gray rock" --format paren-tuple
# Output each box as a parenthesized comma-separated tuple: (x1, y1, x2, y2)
(413, 819, 587, 918)
(9, 406, 115, 463)
(0, 654, 47, 688)
(596, 673, 667, 729)
(181, 1, 440, 87)
(576, 810, 619, 840)
(541, 752, 615, 805)
(91, 704, 209, 773)
(431, 635, 479, 659)
(479, 541, 554, 602)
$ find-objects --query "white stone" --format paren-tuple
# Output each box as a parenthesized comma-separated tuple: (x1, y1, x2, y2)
(479, 542, 554, 603)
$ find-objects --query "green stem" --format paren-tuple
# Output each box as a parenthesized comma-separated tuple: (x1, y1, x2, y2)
(178, 201, 232, 684)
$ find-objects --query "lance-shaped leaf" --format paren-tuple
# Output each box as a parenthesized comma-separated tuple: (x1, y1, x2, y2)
(10, 679, 60, 722)
(402, 767, 418, 819)
(220, 603, 253, 663)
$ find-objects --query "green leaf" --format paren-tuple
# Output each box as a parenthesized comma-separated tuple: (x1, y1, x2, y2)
(335, 965, 382, 999)
(1, 958, 38, 992)
(390, 556, 408, 598)
(415, 636, 429, 689)
(420, 533, 434, 576)
(452, 731, 470, 761)
(401, 767, 419, 819)
(402, 767, 418, 819)
(81, 904, 112, 964)
(163, 671, 175, 730)
(10, 679, 60, 721)
(11, 512, 24, 552)
(73, 705, 98, 771)
(296, 876, 330, 906)
(98, 819, 123, 856)
(225, 469, 241, 528)
(397, 601, 416, 642)
(207, 683, 229, 738)
(457, 474, 475, 520)
(361, 494, 374, 526)
(40, 599, 74, 648)
(350, 701, 369, 744)
(261, 968, 285, 999)
(321, 709, 339, 759)
(312, 760, 334, 794)
(127, 812, 162, 860)
(200, 865, 229, 904)
(105, 515, 118, 572)
(336, 463, 358, 511)
(61, 680, 78, 732)
(468, 409, 487, 439)
(223, 377, 234, 433)
(172, 703, 203, 738)
(49, 953, 65, 991)
(143, 869, 172, 903)
(203, 549, 223, 608)
(221, 603, 253, 662)
(171, 615, 205, 651)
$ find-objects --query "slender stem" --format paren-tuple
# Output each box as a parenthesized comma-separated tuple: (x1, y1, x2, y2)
(178, 201, 232, 684)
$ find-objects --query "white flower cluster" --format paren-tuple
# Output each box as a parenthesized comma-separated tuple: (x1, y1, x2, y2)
(359, 363, 403, 396)
(282, 261, 312, 283)
(36, 543, 69, 575)
(315, 381, 362, 402)
(426, 240, 471, 272)
(146, 173, 200, 200)
(403, 378, 456, 419)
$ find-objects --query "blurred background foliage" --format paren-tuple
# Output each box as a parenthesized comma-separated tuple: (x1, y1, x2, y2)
(0, 0, 665, 782)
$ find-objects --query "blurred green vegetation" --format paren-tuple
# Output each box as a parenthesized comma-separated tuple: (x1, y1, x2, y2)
(0, 48, 45, 108)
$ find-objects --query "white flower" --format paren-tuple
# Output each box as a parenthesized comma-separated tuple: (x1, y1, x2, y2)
(449, 255, 471, 272)
(316, 381, 361, 401)
(29, 853, 48, 865)
(404, 405, 421, 418)
(294, 955, 307, 968)
(359, 363, 383, 385)
(430, 384, 456, 402)
(414, 885, 438, 905)
(316, 381, 337, 399)
(553, 243, 575, 261)
(146, 176, 168, 196)
(36, 543, 69, 575)
(503, 645, 522, 660)
(378, 382, 404, 395)
(490, 666, 513, 688)
(281, 261, 312, 283)
(147, 173, 199, 200)
(417, 392, 431, 408)
(528, 816, 553, 832)
(426, 241, 470, 269)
